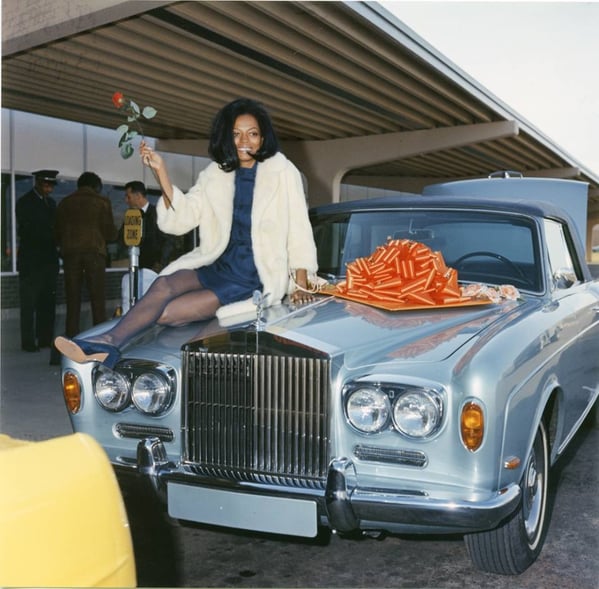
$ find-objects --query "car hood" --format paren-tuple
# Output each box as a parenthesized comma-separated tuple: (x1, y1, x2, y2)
(114, 295, 534, 367)
(261, 296, 532, 366)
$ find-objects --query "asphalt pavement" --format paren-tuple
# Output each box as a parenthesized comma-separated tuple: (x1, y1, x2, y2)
(0, 314, 73, 441)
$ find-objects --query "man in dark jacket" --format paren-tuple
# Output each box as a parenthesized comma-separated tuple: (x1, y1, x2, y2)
(122, 181, 166, 271)
(16, 170, 60, 351)
(55, 172, 118, 337)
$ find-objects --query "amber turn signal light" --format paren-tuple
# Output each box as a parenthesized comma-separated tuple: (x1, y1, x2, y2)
(461, 401, 484, 451)
(63, 371, 82, 414)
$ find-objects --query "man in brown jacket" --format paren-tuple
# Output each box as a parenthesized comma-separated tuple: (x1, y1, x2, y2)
(55, 172, 118, 337)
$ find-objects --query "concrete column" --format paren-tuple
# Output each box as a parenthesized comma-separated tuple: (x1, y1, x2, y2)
(282, 120, 519, 206)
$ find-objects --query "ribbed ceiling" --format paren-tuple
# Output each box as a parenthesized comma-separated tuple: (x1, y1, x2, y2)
(3, 1, 598, 211)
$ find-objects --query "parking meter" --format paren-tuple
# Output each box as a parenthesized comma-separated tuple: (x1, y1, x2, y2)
(123, 208, 143, 308)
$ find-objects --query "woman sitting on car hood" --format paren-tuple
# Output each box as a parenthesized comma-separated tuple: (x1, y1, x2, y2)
(55, 97, 318, 368)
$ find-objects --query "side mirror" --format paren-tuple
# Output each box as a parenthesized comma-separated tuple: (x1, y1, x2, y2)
(553, 267, 576, 289)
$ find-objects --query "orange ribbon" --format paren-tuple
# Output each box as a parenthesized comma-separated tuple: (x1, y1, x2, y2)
(334, 239, 470, 308)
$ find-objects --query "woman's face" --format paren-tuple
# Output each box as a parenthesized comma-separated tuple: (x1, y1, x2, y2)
(233, 114, 263, 168)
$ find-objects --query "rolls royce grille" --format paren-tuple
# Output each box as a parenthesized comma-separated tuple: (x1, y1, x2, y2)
(183, 351, 331, 488)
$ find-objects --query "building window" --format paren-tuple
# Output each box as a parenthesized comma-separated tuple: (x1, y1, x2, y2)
(2, 172, 193, 275)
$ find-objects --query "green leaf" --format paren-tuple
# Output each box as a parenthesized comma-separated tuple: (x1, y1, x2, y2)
(120, 142, 134, 159)
(127, 114, 139, 123)
(116, 124, 129, 135)
(142, 106, 157, 119)
(129, 100, 140, 116)
(118, 130, 138, 147)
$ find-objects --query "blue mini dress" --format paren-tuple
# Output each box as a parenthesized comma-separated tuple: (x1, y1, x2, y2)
(196, 165, 263, 304)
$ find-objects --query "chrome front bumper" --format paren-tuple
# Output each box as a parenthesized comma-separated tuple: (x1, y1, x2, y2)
(135, 438, 521, 535)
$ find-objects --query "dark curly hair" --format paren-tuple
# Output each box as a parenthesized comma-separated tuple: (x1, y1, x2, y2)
(77, 171, 103, 194)
(208, 98, 280, 172)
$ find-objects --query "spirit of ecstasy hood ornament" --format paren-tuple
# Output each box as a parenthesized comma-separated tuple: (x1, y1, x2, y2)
(252, 290, 268, 331)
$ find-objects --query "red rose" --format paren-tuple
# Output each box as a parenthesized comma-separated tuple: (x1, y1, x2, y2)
(112, 92, 126, 108)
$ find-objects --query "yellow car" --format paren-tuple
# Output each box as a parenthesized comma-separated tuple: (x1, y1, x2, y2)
(0, 432, 136, 587)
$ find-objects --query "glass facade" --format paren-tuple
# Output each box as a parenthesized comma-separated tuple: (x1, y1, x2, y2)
(3, 173, 191, 274)
(1, 109, 202, 276)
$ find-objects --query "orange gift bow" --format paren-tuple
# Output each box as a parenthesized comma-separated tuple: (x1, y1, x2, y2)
(334, 239, 471, 308)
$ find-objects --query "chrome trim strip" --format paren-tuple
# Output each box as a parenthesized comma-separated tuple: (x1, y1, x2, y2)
(353, 444, 427, 467)
(115, 423, 174, 441)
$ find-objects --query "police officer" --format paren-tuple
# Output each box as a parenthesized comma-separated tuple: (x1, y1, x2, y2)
(16, 170, 60, 352)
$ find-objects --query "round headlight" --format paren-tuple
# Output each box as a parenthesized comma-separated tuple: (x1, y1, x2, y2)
(94, 369, 130, 411)
(346, 387, 390, 433)
(392, 389, 442, 438)
(131, 372, 172, 415)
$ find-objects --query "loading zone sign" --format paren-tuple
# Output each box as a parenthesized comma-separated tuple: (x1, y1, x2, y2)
(123, 208, 143, 246)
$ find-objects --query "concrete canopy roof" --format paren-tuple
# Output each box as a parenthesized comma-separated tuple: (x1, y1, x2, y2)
(3, 0, 599, 212)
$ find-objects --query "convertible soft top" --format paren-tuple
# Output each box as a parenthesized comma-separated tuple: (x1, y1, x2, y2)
(310, 187, 591, 282)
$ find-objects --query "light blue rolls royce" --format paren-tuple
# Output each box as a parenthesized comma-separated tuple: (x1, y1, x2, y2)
(60, 174, 599, 574)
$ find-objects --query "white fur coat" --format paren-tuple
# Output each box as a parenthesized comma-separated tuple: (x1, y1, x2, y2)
(156, 152, 318, 319)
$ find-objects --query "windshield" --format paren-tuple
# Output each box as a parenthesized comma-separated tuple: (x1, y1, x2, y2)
(311, 208, 542, 292)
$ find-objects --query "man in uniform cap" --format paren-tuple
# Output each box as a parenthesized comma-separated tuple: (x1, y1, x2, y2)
(34, 170, 59, 183)
(16, 170, 60, 352)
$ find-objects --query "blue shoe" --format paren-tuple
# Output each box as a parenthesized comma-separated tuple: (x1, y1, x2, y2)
(54, 336, 121, 369)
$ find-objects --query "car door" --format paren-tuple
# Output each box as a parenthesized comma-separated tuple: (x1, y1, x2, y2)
(544, 219, 599, 445)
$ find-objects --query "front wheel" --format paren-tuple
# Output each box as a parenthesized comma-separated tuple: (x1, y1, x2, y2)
(464, 421, 550, 575)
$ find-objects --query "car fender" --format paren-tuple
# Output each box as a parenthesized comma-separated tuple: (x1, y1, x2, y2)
(499, 371, 561, 490)
(0, 433, 136, 587)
